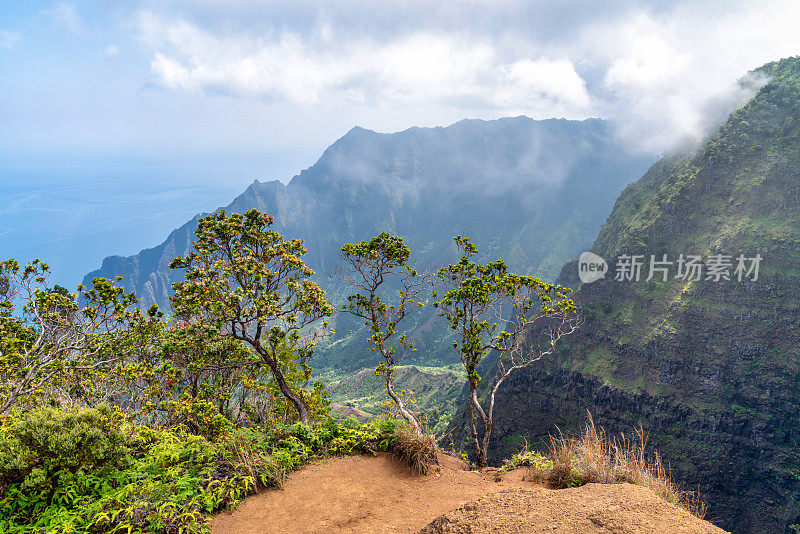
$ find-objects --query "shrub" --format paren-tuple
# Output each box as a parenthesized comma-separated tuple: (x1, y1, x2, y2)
(0, 407, 408, 533)
(159, 394, 234, 441)
(0, 404, 129, 493)
(521, 413, 708, 519)
(500, 443, 552, 473)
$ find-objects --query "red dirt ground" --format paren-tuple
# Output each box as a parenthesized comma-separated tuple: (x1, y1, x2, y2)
(210, 453, 727, 534)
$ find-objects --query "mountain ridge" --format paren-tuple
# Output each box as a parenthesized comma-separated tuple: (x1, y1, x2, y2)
(473, 56, 800, 534)
(85, 115, 653, 371)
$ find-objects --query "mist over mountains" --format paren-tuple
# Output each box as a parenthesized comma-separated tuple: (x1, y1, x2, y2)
(86, 116, 655, 373)
(85, 116, 652, 339)
(458, 56, 800, 534)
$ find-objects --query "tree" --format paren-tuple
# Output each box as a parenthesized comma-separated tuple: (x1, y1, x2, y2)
(169, 209, 333, 425)
(336, 232, 428, 436)
(0, 258, 156, 414)
(433, 236, 579, 467)
(156, 321, 267, 422)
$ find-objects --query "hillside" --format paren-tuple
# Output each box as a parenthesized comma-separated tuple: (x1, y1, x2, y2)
(327, 366, 465, 435)
(84, 116, 652, 372)
(210, 453, 726, 534)
(468, 57, 800, 533)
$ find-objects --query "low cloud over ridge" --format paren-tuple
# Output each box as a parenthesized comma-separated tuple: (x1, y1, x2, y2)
(137, 0, 800, 152)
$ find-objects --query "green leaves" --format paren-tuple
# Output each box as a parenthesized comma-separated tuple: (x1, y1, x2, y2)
(0, 404, 130, 493)
(336, 233, 428, 434)
(433, 236, 579, 467)
(0, 258, 157, 414)
(1, 407, 401, 533)
(171, 209, 333, 335)
(340, 232, 412, 266)
(337, 232, 423, 356)
(170, 209, 333, 424)
(434, 236, 577, 383)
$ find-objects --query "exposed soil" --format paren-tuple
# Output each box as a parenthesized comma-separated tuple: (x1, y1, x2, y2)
(421, 485, 728, 534)
(210, 453, 727, 534)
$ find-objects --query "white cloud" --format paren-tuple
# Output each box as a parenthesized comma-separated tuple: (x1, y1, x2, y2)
(11, 0, 798, 164)
(581, 2, 800, 151)
(104, 45, 120, 57)
(138, 12, 592, 119)
(0, 30, 21, 51)
(44, 2, 83, 35)
(133, 0, 800, 154)
(496, 58, 591, 115)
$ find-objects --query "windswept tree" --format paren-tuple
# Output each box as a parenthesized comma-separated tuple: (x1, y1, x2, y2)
(169, 209, 333, 425)
(336, 232, 428, 436)
(0, 258, 158, 413)
(434, 236, 579, 467)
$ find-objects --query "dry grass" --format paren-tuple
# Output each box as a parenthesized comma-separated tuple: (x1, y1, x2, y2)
(528, 413, 708, 519)
(391, 421, 439, 474)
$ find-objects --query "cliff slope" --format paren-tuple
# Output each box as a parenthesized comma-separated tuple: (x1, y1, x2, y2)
(481, 57, 800, 533)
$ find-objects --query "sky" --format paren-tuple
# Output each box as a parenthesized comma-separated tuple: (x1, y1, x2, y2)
(2, 0, 800, 287)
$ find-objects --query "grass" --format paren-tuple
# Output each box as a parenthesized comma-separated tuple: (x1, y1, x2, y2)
(390, 421, 439, 474)
(506, 414, 708, 520)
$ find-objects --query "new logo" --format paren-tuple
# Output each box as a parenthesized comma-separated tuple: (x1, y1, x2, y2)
(578, 252, 608, 284)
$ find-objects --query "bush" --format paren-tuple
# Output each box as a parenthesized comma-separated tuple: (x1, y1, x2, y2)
(0, 404, 129, 493)
(0, 407, 407, 533)
(159, 394, 234, 441)
(500, 445, 552, 473)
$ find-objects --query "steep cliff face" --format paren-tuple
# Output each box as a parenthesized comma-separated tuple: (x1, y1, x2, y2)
(85, 116, 651, 371)
(481, 57, 800, 533)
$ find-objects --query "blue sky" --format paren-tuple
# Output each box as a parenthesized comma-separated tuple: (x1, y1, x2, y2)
(2, 0, 800, 288)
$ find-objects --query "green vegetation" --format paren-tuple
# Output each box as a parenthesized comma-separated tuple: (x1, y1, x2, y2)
(0, 258, 160, 414)
(0, 405, 403, 533)
(169, 209, 334, 425)
(434, 235, 578, 467)
(0, 207, 585, 532)
(326, 365, 465, 435)
(336, 232, 429, 436)
(483, 56, 800, 532)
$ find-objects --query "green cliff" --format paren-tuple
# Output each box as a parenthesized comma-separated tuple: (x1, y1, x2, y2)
(481, 57, 800, 534)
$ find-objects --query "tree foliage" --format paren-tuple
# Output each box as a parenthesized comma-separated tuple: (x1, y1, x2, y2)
(434, 236, 579, 467)
(336, 232, 428, 436)
(0, 405, 402, 533)
(169, 209, 334, 425)
(0, 259, 159, 414)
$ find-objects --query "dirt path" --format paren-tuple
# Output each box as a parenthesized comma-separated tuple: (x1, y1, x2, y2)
(211, 454, 531, 534)
(210, 453, 727, 534)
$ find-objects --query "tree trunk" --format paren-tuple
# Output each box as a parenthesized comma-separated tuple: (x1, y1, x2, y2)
(385, 372, 421, 436)
(480, 414, 492, 468)
(246, 339, 311, 425)
(467, 381, 485, 467)
(469, 383, 492, 468)
(263, 355, 310, 425)
(478, 376, 507, 470)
